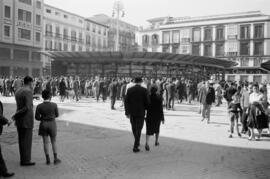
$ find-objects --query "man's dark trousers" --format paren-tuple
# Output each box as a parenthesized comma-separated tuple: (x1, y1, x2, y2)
(130, 116, 144, 149)
(17, 128, 33, 163)
(0, 145, 7, 175)
(111, 96, 116, 109)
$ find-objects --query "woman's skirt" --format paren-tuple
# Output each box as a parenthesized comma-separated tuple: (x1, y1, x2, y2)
(248, 104, 269, 129)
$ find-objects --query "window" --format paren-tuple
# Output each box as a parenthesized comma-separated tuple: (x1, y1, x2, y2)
(64, 14, 68, 19)
(14, 49, 29, 61)
(55, 11, 60, 16)
(240, 75, 248, 82)
(92, 24, 96, 33)
(142, 35, 149, 46)
(55, 26, 60, 38)
(79, 46, 82, 51)
(71, 30, 76, 41)
(45, 24, 52, 36)
(79, 19, 83, 24)
(172, 31, 180, 43)
(240, 58, 249, 67)
(254, 41, 264, 55)
(152, 34, 159, 45)
(227, 24, 238, 39)
(204, 44, 212, 56)
(86, 35, 91, 45)
(18, 28, 31, 40)
(216, 27, 224, 40)
(79, 32, 83, 42)
(86, 23, 90, 31)
(35, 32, 40, 42)
(46, 9, 51, 13)
(227, 41, 238, 52)
(162, 46, 170, 53)
(71, 45, 76, 51)
(18, 9, 31, 22)
(193, 28, 201, 42)
(204, 28, 212, 41)
(19, 0, 32, 5)
(32, 52, 41, 61)
(254, 24, 264, 39)
(192, 44, 200, 55)
(253, 75, 262, 83)
(240, 25, 250, 39)
(45, 40, 52, 50)
(36, 1, 41, 9)
(216, 43, 224, 56)
(162, 31, 170, 44)
(254, 58, 262, 66)
(5, 6, 11, 18)
(63, 28, 68, 39)
(180, 45, 190, 54)
(240, 42, 250, 55)
(36, 15, 41, 25)
(172, 46, 179, 53)
(4, 26, 10, 37)
(64, 44, 68, 51)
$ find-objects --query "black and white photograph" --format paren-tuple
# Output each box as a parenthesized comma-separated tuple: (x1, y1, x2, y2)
(0, 0, 270, 178)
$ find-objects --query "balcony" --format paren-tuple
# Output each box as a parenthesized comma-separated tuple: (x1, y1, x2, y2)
(225, 52, 238, 57)
(55, 33, 62, 40)
(45, 31, 53, 37)
(181, 38, 190, 43)
(227, 35, 238, 40)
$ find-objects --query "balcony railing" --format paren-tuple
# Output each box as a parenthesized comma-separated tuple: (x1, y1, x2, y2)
(225, 52, 238, 56)
(45, 31, 53, 37)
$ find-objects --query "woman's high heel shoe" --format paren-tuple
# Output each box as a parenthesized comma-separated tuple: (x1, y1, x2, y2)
(145, 144, 150, 151)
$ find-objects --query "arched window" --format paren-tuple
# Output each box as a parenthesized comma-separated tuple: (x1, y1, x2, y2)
(142, 35, 149, 46)
(152, 34, 159, 45)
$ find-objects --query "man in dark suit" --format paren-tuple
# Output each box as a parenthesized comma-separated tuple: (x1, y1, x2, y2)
(125, 77, 149, 153)
(13, 76, 35, 166)
(166, 78, 176, 110)
(0, 100, 15, 177)
(108, 79, 118, 110)
(201, 81, 216, 123)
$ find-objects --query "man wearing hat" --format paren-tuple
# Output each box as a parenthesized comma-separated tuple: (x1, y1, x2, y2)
(125, 77, 149, 152)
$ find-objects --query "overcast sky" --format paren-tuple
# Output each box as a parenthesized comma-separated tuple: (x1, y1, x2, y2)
(45, 0, 270, 26)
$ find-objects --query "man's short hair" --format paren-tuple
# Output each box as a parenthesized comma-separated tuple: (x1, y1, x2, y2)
(42, 90, 51, 100)
(134, 77, 143, 83)
(23, 76, 33, 85)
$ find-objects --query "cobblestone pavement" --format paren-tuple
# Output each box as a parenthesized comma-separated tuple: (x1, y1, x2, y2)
(0, 96, 270, 179)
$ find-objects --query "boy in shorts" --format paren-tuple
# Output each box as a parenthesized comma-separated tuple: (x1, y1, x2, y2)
(35, 90, 61, 165)
(228, 91, 242, 138)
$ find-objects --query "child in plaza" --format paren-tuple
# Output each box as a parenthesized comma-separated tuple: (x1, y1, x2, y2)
(35, 89, 61, 165)
(228, 90, 243, 138)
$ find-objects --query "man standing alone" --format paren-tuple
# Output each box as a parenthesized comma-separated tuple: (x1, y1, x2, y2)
(125, 77, 149, 153)
(13, 76, 35, 166)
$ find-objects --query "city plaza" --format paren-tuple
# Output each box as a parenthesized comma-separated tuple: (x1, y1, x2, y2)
(1, 0, 270, 178)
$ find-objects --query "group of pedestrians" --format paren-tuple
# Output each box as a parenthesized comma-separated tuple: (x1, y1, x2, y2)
(0, 76, 61, 178)
(223, 81, 270, 140)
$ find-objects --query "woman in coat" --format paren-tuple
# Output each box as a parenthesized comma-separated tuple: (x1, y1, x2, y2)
(145, 86, 164, 151)
(59, 78, 66, 102)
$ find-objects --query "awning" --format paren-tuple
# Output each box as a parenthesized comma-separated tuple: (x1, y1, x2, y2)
(40, 51, 237, 69)
(261, 60, 270, 71)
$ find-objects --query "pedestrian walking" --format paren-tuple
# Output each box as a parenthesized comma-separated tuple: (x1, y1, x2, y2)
(124, 77, 149, 153)
(108, 79, 118, 110)
(145, 86, 164, 151)
(201, 81, 215, 123)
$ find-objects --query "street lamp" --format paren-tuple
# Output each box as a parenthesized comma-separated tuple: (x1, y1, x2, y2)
(112, 0, 125, 51)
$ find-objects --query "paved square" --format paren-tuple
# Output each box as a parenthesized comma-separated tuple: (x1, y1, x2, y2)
(1, 97, 270, 179)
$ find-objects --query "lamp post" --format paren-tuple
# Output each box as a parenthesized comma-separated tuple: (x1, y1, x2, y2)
(112, 1, 125, 52)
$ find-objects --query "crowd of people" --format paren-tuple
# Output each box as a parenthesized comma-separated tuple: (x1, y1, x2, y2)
(0, 75, 270, 177)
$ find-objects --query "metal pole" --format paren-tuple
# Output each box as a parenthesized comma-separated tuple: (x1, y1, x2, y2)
(116, 6, 119, 51)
